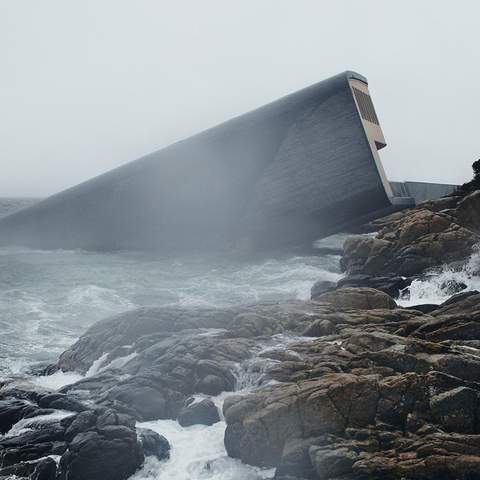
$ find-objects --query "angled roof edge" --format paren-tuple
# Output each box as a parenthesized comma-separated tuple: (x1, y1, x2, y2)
(346, 71, 368, 85)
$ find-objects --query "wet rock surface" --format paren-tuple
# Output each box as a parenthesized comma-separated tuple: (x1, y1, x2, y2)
(4, 293, 480, 480)
(223, 289, 480, 478)
(0, 394, 144, 480)
(3, 189, 480, 479)
(341, 193, 480, 277)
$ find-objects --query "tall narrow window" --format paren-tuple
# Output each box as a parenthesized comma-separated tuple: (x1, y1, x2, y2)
(352, 87, 379, 125)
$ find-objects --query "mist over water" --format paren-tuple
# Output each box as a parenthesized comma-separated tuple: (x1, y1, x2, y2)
(2, 198, 478, 378)
(0, 199, 343, 377)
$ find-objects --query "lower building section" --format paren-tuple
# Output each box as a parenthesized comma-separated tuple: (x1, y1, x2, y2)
(390, 181, 457, 205)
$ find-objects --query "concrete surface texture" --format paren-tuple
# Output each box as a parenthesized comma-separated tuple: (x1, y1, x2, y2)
(0, 71, 396, 251)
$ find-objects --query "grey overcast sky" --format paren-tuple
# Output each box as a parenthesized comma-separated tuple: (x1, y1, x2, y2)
(1, 0, 479, 197)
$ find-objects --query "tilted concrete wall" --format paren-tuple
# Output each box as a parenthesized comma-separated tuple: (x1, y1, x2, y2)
(390, 181, 457, 204)
(0, 71, 393, 252)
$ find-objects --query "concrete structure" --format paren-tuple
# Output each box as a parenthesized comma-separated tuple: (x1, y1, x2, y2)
(390, 181, 457, 204)
(0, 71, 412, 252)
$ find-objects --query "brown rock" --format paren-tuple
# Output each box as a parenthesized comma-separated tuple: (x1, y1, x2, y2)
(341, 208, 478, 276)
(314, 287, 397, 310)
(456, 190, 480, 232)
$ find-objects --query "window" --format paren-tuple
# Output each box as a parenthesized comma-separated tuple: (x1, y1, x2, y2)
(352, 87, 379, 125)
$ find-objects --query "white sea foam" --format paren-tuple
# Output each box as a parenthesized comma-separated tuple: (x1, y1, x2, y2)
(131, 387, 276, 479)
(398, 248, 480, 307)
(4, 410, 74, 439)
(131, 417, 273, 480)
(128, 334, 304, 480)
(31, 370, 84, 390)
(85, 353, 109, 377)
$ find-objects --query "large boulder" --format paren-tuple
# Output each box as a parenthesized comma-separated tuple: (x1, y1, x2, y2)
(341, 208, 478, 276)
(57, 409, 144, 480)
(224, 374, 379, 467)
(57, 429, 143, 480)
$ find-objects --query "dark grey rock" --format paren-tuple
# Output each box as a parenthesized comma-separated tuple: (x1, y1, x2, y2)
(137, 428, 170, 460)
(0, 399, 37, 434)
(57, 428, 143, 480)
(38, 393, 87, 412)
(178, 398, 220, 427)
(31, 457, 57, 480)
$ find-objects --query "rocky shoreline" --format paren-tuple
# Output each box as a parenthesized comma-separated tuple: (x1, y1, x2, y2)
(2, 185, 480, 479)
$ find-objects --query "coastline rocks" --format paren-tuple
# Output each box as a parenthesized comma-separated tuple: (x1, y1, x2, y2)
(38, 393, 87, 412)
(341, 206, 479, 277)
(177, 398, 220, 427)
(60, 330, 253, 420)
(0, 458, 56, 480)
(57, 409, 144, 480)
(59, 301, 408, 422)
(313, 287, 397, 310)
(0, 399, 156, 480)
(222, 289, 480, 478)
(57, 429, 142, 480)
(224, 374, 380, 467)
(335, 274, 411, 299)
